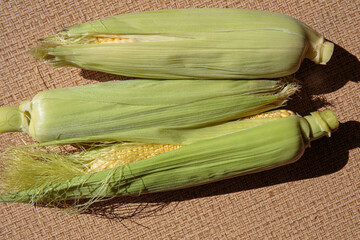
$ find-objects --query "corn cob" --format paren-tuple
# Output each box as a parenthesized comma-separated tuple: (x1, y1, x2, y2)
(0, 109, 295, 194)
(0, 79, 297, 145)
(31, 8, 334, 80)
(0, 109, 338, 206)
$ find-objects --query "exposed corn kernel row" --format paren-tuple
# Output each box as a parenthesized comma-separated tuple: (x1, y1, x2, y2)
(88, 144, 183, 172)
(91, 37, 137, 44)
(243, 110, 295, 120)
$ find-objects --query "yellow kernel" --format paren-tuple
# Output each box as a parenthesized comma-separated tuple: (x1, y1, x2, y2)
(88, 143, 182, 172)
(244, 110, 295, 120)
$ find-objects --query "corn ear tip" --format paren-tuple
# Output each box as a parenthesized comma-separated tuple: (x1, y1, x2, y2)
(30, 32, 65, 60)
(28, 44, 52, 61)
(279, 77, 301, 99)
(28, 43, 75, 68)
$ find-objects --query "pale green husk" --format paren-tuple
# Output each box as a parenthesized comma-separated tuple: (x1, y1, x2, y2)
(31, 8, 334, 79)
(0, 110, 339, 210)
(0, 79, 298, 145)
(0, 113, 292, 195)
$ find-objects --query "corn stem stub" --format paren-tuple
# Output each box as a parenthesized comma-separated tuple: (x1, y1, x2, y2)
(0, 109, 339, 207)
(0, 79, 298, 145)
(31, 9, 334, 79)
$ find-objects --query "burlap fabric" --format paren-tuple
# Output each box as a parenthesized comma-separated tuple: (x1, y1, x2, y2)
(0, 1, 359, 239)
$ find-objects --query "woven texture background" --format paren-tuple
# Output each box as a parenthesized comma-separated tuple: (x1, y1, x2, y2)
(0, 0, 359, 239)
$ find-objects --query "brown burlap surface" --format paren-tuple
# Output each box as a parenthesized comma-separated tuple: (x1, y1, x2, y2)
(0, 0, 359, 239)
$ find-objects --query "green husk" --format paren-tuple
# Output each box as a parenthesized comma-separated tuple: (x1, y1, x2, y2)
(0, 110, 294, 195)
(30, 8, 334, 79)
(0, 110, 339, 210)
(0, 79, 298, 145)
